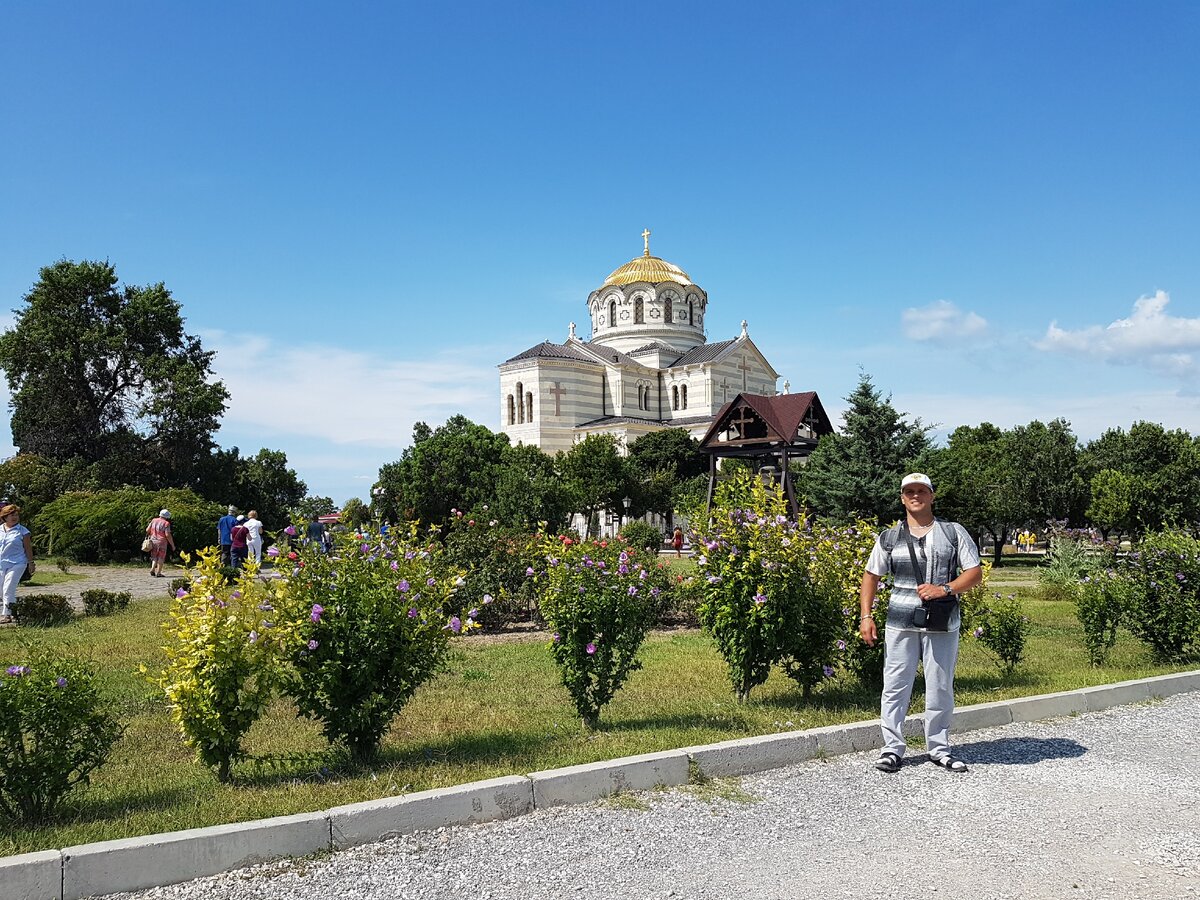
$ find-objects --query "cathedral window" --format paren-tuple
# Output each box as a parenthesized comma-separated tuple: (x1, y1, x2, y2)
(688, 299, 694, 325)
(516, 382, 524, 424)
(507, 395, 515, 425)
(526, 392, 534, 422)
(672, 385, 679, 410)
(609, 299, 617, 327)
(634, 296, 644, 324)
(681, 384, 688, 410)
(664, 296, 673, 324)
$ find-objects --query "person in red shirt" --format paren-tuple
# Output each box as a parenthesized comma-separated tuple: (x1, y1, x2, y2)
(230, 515, 250, 569)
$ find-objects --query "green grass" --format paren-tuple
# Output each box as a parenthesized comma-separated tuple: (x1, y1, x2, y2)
(19, 571, 88, 589)
(0, 582, 1192, 856)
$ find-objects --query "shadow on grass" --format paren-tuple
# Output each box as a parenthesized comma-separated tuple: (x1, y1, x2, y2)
(65, 782, 200, 823)
(593, 710, 760, 735)
(949, 736, 1087, 766)
(954, 669, 1040, 693)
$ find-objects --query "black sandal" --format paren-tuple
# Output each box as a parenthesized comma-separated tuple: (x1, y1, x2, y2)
(930, 755, 968, 773)
(874, 751, 902, 773)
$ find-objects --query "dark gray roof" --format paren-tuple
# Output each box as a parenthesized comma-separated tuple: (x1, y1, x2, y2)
(670, 338, 737, 367)
(630, 341, 683, 355)
(502, 341, 600, 365)
(581, 341, 640, 366)
(575, 414, 715, 429)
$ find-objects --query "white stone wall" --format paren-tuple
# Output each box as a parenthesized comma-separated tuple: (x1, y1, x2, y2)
(586, 284, 707, 354)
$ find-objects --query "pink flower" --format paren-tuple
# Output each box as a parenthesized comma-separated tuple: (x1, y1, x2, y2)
(307, 640, 319, 650)
(586, 642, 596, 655)
(266, 546, 280, 557)
(284, 525, 297, 536)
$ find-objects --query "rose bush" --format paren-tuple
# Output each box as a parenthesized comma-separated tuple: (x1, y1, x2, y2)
(1120, 529, 1200, 662)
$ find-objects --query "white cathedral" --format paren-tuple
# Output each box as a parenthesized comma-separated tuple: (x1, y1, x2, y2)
(499, 232, 784, 454)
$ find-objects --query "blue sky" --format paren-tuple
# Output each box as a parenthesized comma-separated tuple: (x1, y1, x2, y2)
(3, 2, 1199, 504)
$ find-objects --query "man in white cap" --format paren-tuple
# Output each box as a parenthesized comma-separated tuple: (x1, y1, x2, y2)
(858, 473, 982, 774)
(217, 505, 238, 567)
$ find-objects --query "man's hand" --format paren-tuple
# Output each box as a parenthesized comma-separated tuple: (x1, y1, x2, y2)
(916, 582, 947, 602)
(859, 617, 878, 647)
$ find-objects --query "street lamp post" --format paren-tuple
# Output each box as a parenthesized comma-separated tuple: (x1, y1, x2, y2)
(621, 495, 632, 534)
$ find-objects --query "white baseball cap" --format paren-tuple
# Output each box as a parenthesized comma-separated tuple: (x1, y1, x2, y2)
(901, 473, 933, 491)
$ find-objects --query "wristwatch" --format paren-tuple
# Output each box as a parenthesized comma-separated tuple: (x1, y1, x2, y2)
(941, 584, 954, 597)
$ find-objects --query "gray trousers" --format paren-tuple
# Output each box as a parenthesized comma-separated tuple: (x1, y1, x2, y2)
(881, 628, 960, 759)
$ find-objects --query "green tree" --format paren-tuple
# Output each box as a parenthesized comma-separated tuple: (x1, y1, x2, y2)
(375, 416, 511, 526)
(558, 434, 630, 538)
(798, 373, 932, 523)
(627, 428, 706, 521)
(1086, 469, 1141, 539)
(0, 260, 228, 490)
(493, 443, 571, 530)
(294, 496, 336, 521)
(233, 448, 308, 528)
(340, 497, 371, 529)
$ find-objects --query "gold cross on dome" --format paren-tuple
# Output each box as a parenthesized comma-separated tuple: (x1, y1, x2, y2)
(642, 228, 651, 256)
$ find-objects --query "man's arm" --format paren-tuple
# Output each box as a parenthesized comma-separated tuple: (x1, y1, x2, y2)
(859, 571, 881, 647)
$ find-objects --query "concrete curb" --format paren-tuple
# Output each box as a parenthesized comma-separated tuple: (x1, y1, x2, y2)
(3, 668, 1197, 899)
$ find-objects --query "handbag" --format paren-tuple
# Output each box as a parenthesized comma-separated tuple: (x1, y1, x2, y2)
(19, 564, 33, 583)
(141, 537, 153, 552)
(903, 522, 958, 632)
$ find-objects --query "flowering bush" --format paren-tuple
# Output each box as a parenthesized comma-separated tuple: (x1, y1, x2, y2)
(1121, 529, 1200, 661)
(274, 525, 475, 762)
(971, 591, 1029, 675)
(619, 520, 665, 556)
(1039, 522, 1116, 602)
(693, 472, 841, 701)
(1076, 568, 1128, 666)
(532, 534, 664, 728)
(0, 650, 120, 821)
(153, 550, 281, 781)
(442, 515, 540, 631)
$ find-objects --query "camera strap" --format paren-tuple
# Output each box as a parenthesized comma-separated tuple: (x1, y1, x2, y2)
(901, 521, 928, 584)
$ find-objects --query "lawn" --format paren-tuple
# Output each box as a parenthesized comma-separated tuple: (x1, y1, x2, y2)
(0, 569, 1190, 856)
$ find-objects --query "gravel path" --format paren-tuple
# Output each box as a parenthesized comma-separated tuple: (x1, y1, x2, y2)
(15, 563, 188, 613)
(106, 692, 1199, 900)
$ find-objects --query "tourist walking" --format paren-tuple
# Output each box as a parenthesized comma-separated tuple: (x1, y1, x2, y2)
(858, 473, 982, 774)
(230, 515, 250, 569)
(306, 517, 328, 554)
(217, 506, 238, 566)
(671, 526, 684, 558)
(145, 508, 176, 578)
(0, 504, 33, 623)
(244, 510, 264, 564)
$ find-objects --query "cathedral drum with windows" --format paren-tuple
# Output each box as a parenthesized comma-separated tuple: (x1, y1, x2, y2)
(499, 232, 787, 455)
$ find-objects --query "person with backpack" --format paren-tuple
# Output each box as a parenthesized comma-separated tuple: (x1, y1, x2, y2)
(858, 473, 982, 774)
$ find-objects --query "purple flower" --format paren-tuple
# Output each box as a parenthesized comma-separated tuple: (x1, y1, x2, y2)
(397, 580, 410, 593)
(822, 665, 835, 678)
(596, 561, 606, 569)
(619, 551, 629, 564)
(973, 627, 985, 638)
(448, 616, 462, 634)
(361, 543, 370, 553)
(407, 608, 418, 618)
(707, 575, 722, 584)
(482, 594, 493, 605)
(284, 525, 297, 536)
(618, 564, 630, 575)
(391, 560, 399, 571)
(426, 577, 437, 587)
(231, 591, 242, 600)
(310, 604, 324, 623)
(257, 602, 273, 611)
(307, 640, 319, 650)
(6, 665, 29, 677)
(468, 608, 479, 618)
(836, 639, 846, 651)
(526, 567, 535, 576)
(650, 587, 661, 598)
(628, 586, 638, 596)
(404, 550, 416, 560)
(175, 588, 188, 598)
(586, 642, 597, 655)
(753, 593, 768, 605)
(552, 632, 561, 642)
(267, 546, 280, 557)
(248, 630, 259, 643)
(55, 676, 68, 688)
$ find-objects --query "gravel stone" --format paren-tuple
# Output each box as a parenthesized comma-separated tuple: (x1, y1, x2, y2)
(102, 692, 1200, 900)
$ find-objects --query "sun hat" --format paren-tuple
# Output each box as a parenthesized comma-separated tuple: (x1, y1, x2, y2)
(228, 505, 237, 514)
(237, 515, 245, 522)
(900, 473, 933, 491)
(159, 509, 171, 519)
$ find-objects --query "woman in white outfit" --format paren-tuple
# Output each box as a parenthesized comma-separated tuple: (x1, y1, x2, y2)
(0, 504, 34, 623)
(244, 510, 265, 564)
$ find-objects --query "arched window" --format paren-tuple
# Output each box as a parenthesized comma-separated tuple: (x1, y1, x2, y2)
(681, 384, 688, 410)
(525, 392, 533, 422)
(507, 395, 515, 425)
(672, 385, 679, 410)
(516, 382, 524, 424)
(664, 296, 673, 324)
(688, 299, 694, 325)
(609, 299, 617, 327)
(634, 296, 644, 324)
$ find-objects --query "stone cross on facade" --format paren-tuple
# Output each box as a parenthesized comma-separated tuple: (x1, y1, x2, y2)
(738, 355, 751, 391)
(549, 382, 567, 416)
(720, 377, 730, 402)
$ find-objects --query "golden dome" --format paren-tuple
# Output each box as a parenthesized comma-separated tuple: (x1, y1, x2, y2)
(602, 254, 694, 287)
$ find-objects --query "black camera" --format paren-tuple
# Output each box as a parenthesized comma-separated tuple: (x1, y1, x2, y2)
(911, 605, 928, 628)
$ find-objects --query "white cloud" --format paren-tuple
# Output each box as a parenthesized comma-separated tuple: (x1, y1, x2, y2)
(1036, 290, 1200, 378)
(901, 300, 988, 341)
(205, 331, 499, 449)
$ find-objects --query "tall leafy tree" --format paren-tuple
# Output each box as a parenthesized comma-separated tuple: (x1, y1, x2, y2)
(798, 373, 932, 523)
(233, 448, 308, 528)
(494, 443, 571, 530)
(0, 260, 228, 490)
(1080, 422, 1200, 532)
(558, 434, 630, 537)
(627, 428, 707, 521)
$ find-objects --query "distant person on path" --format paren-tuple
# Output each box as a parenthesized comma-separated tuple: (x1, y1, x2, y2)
(217, 506, 238, 566)
(858, 473, 982, 775)
(0, 504, 34, 623)
(244, 510, 264, 564)
(145, 508, 175, 579)
(306, 518, 327, 554)
(230, 515, 250, 569)
(671, 526, 684, 558)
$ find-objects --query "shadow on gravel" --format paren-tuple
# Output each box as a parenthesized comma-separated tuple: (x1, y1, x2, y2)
(950, 736, 1088, 765)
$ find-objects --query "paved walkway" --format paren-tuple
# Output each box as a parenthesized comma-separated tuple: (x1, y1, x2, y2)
(15, 562, 189, 612)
